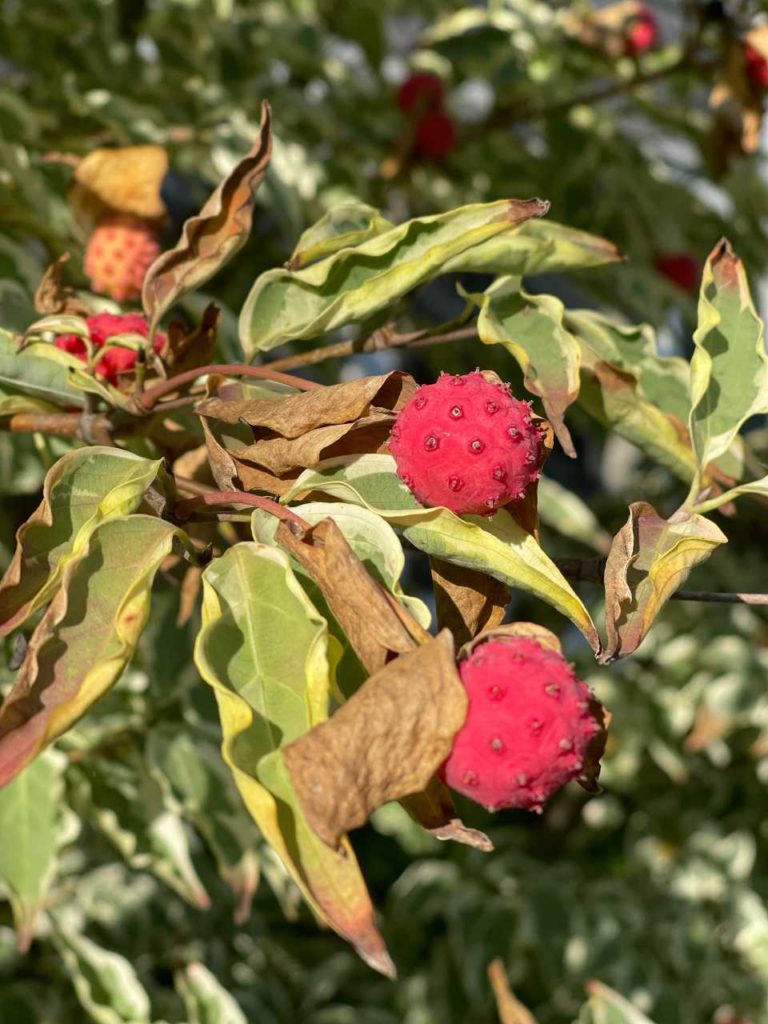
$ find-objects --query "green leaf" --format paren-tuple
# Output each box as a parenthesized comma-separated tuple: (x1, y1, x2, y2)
(283, 454, 600, 652)
(175, 962, 247, 1024)
(473, 277, 581, 455)
(694, 473, 768, 515)
(288, 201, 394, 269)
(538, 477, 611, 553)
(689, 239, 768, 473)
(147, 726, 261, 921)
(0, 750, 64, 951)
(194, 542, 393, 974)
(579, 981, 658, 1024)
(441, 218, 622, 276)
(0, 331, 85, 409)
(0, 446, 166, 637)
(0, 516, 187, 786)
(69, 750, 210, 909)
(52, 921, 152, 1024)
(239, 198, 549, 354)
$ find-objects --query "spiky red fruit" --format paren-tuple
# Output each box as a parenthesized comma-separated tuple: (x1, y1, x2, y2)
(745, 43, 768, 91)
(54, 312, 165, 385)
(441, 636, 600, 813)
(388, 371, 544, 515)
(414, 111, 457, 160)
(84, 216, 160, 303)
(397, 72, 444, 115)
(625, 6, 658, 56)
(655, 252, 700, 293)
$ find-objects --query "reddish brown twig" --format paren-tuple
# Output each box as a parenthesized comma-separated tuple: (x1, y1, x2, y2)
(135, 362, 319, 412)
(174, 489, 309, 529)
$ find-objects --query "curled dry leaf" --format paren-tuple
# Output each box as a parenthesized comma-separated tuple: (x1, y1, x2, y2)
(400, 776, 493, 852)
(601, 501, 727, 663)
(275, 518, 417, 673)
(710, 26, 768, 157)
(34, 255, 92, 317)
(69, 144, 169, 235)
(488, 958, 538, 1024)
(281, 631, 466, 850)
(431, 557, 507, 649)
(142, 101, 272, 334)
(159, 303, 220, 373)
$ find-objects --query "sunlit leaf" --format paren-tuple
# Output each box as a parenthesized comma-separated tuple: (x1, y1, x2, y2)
(175, 962, 247, 1024)
(288, 201, 394, 270)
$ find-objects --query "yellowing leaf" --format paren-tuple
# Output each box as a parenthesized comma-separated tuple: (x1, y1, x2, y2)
(0, 447, 166, 638)
(0, 517, 186, 785)
(70, 144, 168, 234)
(194, 543, 393, 975)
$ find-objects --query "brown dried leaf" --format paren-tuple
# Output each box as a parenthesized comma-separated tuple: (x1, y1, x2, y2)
(34, 255, 92, 317)
(562, 0, 644, 58)
(281, 631, 466, 849)
(488, 959, 538, 1024)
(69, 145, 168, 234)
(197, 371, 414, 434)
(709, 27, 768, 157)
(142, 102, 272, 333)
(601, 502, 727, 663)
(431, 557, 507, 649)
(275, 518, 417, 673)
(400, 776, 493, 852)
(160, 303, 220, 373)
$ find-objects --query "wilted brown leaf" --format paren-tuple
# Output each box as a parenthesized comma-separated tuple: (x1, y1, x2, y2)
(275, 518, 419, 673)
(400, 776, 493, 851)
(159, 303, 220, 373)
(488, 958, 538, 1024)
(431, 557, 507, 649)
(601, 502, 727, 662)
(142, 101, 272, 333)
(709, 26, 768, 158)
(281, 631, 466, 850)
(34, 255, 92, 317)
(69, 145, 168, 234)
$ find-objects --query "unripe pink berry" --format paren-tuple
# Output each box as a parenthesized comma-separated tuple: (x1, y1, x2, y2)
(54, 312, 165, 385)
(84, 215, 160, 303)
(441, 635, 602, 813)
(625, 6, 658, 56)
(388, 371, 545, 515)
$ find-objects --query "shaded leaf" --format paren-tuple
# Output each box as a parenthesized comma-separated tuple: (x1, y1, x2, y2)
(0, 516, 187, 785)
(34, 254, 92, 317)
(176, 962, 247, 1024)
(474, 277, 581, 455)
(283, 454, 600, 652)
(0, 330, 86, 410)
(287, 201, 394, 270)
(142, 101, 272, 334)
(195, 542, 392, 974)
(601, 502, 727, 663)
(240, 198, 550, 354)
(431, 557, 507, 649)
(538, 478, 612, 554)
(580, 980, 657, 1024)
(52, 919, 152, 1024)
(279, 632, 464, 850)
(0, 750, 64, 951)
(0, 447, 165, 638)
(160, 303, 220, 374)
(689, 239, 768, 473)
(399, 776, 493, 851)
(274, 517, 419, 674)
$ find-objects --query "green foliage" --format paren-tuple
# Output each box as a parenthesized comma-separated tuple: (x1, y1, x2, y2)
(1, 2, 768, 1022)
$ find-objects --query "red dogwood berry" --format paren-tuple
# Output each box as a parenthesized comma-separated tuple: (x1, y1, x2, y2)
(388, 371, 545, 515)
(84, 215, 160, 303)
(442, 635, 601, 813)
(745, 43, 768, 92)
(54, 312, 165, 385)
(655, 253, 700, 294)
(397, 72, 444, 115)
(625, 5, 658, 56)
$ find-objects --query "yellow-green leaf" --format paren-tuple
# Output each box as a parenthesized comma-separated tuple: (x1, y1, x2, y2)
(194, 543, 392, 975)
(288, 202, 394, 270)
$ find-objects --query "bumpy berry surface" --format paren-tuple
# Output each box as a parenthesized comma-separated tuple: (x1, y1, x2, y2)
(397, 72, 444, 115)
(84, 215, 160, 303)
(441, 636, 600, 813)
(414, 111, 457, 160)
(746, 44, 768, 91)
(54, 312, 165, 385)
(388, 371, 544, 515)
(625, 7, 658, 55)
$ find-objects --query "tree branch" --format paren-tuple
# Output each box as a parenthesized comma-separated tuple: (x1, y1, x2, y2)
(173, 489, 309, 529)
(134, 362, 319, 412)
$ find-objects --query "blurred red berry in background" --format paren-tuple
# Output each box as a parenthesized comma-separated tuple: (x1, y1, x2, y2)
(397, 72, 444, 115)
(655, 253, 700, 293)
(745, 43, 768, 91)
(414, 111, 457, 161)
(625, 6, 658, 56)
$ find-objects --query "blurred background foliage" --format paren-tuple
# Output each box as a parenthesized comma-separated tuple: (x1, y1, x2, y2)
(1, 1, 768, 1022)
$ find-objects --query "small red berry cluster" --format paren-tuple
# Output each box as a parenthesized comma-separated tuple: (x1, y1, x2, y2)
(54, 312, 165, 386)
(396, 72, 457, 161)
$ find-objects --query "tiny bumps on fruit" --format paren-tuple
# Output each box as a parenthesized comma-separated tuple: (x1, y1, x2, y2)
(84, 215, 161, 303)
(388, 371, 545, 515)
(54, 312, 166, 386)
(441, 635, 603, 813)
